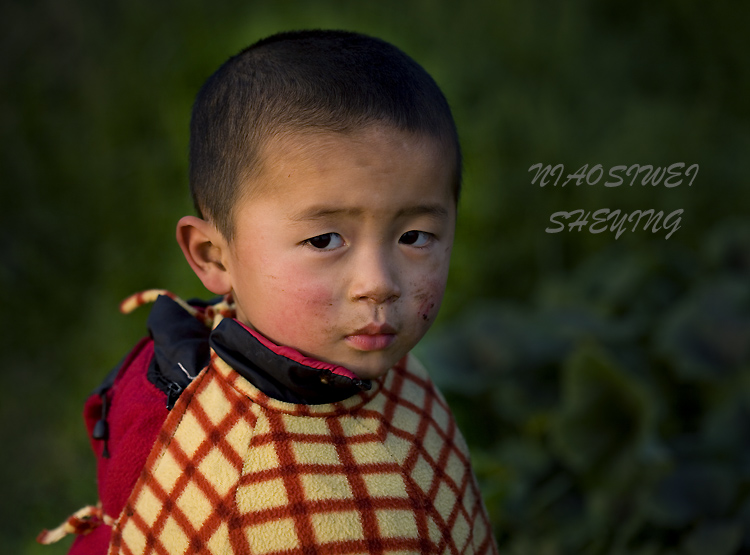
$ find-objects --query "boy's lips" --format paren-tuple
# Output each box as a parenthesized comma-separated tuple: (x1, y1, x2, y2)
(345, 323, 397, 351)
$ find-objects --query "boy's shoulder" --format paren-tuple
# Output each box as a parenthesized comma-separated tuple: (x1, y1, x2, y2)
(390, 352, 455, 420)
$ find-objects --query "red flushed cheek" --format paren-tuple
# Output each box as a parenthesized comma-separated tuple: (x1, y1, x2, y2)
(263, 274, 337, 342)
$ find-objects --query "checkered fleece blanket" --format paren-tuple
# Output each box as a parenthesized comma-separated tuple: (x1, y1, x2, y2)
(108, 351, 497, 554)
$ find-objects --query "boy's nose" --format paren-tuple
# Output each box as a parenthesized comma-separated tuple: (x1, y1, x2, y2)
(348, 249, 401, 305)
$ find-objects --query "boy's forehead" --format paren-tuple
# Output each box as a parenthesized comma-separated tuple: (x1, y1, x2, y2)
(226, 124, 458, 243)
(248, 125, 457, 197)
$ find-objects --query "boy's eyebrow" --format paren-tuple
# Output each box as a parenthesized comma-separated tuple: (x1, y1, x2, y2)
(290, 204, 450, 222)
(395, 204, 450, 219)
(290, 207, 364, 221)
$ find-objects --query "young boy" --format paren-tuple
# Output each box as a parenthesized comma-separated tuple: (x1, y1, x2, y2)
(40, 30, 498, 554)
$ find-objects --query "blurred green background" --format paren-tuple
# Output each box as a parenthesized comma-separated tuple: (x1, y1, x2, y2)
(2, 0, 749, 553)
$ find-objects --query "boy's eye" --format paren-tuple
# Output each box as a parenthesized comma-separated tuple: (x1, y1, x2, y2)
(304, 233, 344, 250)
(399, 230, 431, 247)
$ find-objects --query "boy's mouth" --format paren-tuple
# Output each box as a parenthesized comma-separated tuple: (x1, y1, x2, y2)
(345, 323, 397, 351)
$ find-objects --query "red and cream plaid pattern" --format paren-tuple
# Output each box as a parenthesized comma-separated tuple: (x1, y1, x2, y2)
(109, 352, 497, 554)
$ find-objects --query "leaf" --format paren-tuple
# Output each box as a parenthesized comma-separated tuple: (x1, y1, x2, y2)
(551, 343, 652, 475)
(656, 278, 750, 381)
(702, 219, 750, 277)
(682, 520, 743, 555)
(647, 463, 738, 526)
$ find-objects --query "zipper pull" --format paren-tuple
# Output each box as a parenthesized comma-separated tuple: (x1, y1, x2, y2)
(166, 382, 183, 411)
(93, 391, 111, 458)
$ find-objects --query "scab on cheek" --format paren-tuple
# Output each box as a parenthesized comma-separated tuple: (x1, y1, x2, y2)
(420, 302, 436, 321)
(414, 285, 442, 323)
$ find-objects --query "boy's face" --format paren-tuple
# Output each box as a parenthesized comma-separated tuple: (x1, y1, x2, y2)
(222, 126, 456, 380)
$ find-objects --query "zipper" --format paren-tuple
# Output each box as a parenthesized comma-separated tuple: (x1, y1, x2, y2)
(166, 382, 183, 411)
(92, 390, 111, 458)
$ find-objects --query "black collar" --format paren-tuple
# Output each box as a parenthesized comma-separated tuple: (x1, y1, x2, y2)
(147, 295, 369, 406)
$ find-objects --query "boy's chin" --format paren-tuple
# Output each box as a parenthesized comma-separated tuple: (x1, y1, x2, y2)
(348, 365, 392, 381)
(310, 342, 411, 381)
(344, 355, 403, 381)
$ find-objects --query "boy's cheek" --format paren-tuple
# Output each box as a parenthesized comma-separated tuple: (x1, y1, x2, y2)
(412, 278, 447, 326)
(261, 274, 338, 335)
(417, 295, 440, 323)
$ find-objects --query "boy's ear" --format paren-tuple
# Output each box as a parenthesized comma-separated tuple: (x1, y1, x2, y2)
(176, 216, 233, 295)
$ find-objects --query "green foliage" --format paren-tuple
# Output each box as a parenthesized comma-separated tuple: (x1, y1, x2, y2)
(417, 222, 750, 553)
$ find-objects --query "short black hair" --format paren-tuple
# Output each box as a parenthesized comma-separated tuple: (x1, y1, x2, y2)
(189, 29, 461, 240)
